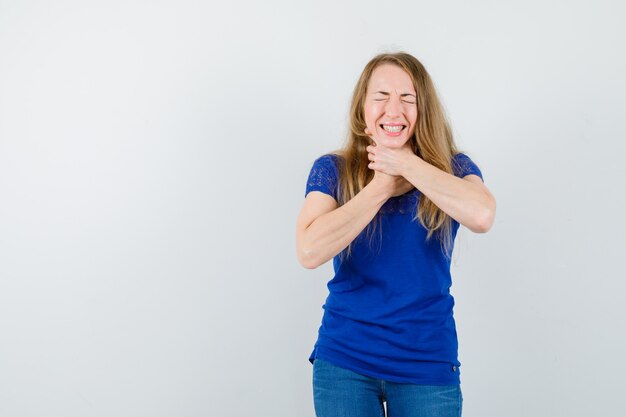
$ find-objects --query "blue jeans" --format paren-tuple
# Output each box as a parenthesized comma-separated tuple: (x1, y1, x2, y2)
(312, 358, 463, 417)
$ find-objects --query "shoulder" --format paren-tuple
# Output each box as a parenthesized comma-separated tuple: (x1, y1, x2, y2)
(313, 153, 343, 166)
(451, 152, 473, 164)
(451, 152, 483, 180)
(305, 153, 344, 199)
(310, 153, 344, 175)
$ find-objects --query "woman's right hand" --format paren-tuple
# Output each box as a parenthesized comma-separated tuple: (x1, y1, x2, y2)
(371, 169, 415, 198)
(363, 128, 415, 198)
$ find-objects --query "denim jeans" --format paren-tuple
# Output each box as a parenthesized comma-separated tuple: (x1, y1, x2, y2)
(312, 358, 463, 417)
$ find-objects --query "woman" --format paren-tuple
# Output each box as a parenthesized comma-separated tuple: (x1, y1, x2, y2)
(296, 52, 496, 417)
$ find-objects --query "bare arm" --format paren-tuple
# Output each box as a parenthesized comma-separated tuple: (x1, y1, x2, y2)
(296, 181, 390, 269)
(401, 154, 496, 233)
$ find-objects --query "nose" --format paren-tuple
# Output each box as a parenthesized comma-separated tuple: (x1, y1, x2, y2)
(384, 95, 402, 117)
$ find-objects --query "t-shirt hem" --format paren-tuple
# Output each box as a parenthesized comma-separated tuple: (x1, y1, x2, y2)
(309, 346, 461, 386)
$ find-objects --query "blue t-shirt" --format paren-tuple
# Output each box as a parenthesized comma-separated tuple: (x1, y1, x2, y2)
(304, 152, 483, 385)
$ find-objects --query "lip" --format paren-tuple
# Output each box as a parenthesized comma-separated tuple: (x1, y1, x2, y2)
(379, 123, 406, 137)
(380, 124, 406, 137)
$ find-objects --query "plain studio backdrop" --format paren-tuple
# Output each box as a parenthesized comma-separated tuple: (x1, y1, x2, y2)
(0, 1, 624, 416)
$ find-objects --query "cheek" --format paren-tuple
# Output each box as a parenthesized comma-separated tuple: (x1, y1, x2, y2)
(408, 107, 418, 122)
(408, 110, 418, 130)
(364, 105, 382, 127)
(363, 109, 375, 128)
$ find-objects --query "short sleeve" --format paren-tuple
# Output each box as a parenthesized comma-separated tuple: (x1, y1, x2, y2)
(305, 154, 340, 200)
(452, 152, 484, 182)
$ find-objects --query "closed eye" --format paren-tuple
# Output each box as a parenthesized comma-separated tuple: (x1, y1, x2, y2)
(374, 99, 415, 104)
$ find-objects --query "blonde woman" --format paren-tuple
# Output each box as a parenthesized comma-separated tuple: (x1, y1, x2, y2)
(296, 52, 496, 417)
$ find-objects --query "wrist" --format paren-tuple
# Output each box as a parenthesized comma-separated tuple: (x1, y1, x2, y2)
(366, 176, 392, 201)
(401, 153, 421, 178)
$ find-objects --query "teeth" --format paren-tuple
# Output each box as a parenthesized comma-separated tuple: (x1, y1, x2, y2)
(382, 125, 403, 133)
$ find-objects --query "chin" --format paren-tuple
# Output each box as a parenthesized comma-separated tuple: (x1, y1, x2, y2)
(379, 136, 410, 149)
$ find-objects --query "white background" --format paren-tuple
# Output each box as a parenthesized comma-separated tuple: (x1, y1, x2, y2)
(1, 1, 624, 416)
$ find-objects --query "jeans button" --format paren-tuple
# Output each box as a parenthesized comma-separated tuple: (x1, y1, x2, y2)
(452, 365, 457, 372)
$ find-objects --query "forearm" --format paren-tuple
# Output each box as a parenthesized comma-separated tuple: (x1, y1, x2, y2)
(402, 154, 495, 232)
(301, 182, 389, 268)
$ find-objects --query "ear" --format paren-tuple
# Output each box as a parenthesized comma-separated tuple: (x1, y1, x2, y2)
(364, 128, 377, 146)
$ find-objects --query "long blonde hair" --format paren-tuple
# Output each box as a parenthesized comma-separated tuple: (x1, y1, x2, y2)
(330, 52, 462, 261)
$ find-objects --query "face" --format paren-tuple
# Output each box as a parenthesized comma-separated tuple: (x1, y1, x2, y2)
(363, 64, 418, 149)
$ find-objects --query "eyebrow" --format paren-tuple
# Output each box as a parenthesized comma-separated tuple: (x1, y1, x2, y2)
(373, 90, 416, 98)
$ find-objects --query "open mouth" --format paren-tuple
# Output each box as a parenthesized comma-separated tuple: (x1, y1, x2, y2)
(380, 124, 406, 133)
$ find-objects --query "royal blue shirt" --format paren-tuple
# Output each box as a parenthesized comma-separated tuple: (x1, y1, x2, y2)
(305, 152, 484, 385)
